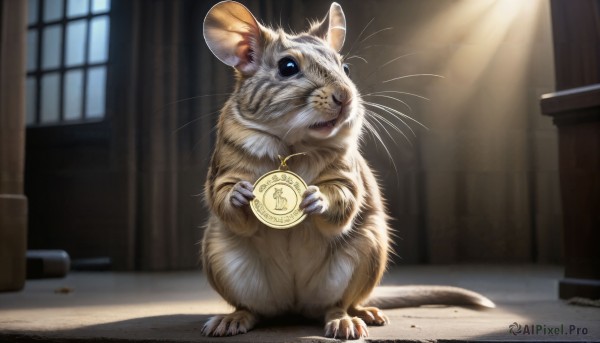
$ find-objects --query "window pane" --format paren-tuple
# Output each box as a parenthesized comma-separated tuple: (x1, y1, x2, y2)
(88, 16, 109, 63)
(64, 70, 84, 120)
(28, 0, 39, 25)
(86, 66, 106, 118)
(67, 0, 88, 17)
(27, 31, 38, 71)
(41, 72, 60, 123)
(43, 0, 63, 22)
(42, 25, 62, 69)
(26, 77, 37, 125)
(65, 20, 87, 66)
(91, 0, 110, 13)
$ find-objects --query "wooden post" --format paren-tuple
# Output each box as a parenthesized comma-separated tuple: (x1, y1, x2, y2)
(541, 0, 600, 299)
(0, 0, 28, 291)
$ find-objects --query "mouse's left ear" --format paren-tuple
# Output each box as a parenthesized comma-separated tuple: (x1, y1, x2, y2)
(309, 2, 346, 52)
(203, 1, 262, 75)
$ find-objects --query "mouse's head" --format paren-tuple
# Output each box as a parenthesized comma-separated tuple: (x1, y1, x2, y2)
(204, 1, 362, 145)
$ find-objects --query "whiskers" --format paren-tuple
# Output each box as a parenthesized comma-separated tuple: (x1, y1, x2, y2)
(174, 108, 222, 134)
(382, 73, 444, 83)
(356, 72, 438, 176)
(340, 18, 445, 173)
(162, 92, 232, 135)
(345, 55, 369, 64)
(358, 89, 431, 174)
(157, 91, 233, 160)
(360, 110, 399, 174)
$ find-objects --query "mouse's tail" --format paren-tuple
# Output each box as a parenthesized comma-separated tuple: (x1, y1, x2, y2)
(365, 285, 495, 309)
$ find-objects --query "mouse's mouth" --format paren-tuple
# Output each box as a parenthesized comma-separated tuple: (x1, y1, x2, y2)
(309, 117, 338, 130)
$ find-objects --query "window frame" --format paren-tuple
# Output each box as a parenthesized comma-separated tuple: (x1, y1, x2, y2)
(26, 0, 111, 127)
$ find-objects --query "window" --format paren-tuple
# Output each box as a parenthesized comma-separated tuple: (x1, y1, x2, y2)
(26, 0, 110, 125)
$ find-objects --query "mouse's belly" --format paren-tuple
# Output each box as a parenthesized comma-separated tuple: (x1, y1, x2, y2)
(206, 221, 358, 317)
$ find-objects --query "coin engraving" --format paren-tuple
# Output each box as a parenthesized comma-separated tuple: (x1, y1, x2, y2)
(251, 170, 307, 229)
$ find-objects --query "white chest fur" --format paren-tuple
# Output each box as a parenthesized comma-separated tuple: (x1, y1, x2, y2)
(214, 221, 357, 317)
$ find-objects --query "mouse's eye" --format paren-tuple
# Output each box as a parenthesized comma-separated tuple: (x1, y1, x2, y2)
(278, 57, 300, 77)
(342, 63, 350, 76)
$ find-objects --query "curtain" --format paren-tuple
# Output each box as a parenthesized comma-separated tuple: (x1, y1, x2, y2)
(125, 0, 561, 269)
(334, 0, 561, 264)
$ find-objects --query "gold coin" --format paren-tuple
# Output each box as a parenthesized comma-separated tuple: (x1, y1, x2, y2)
(250, 170, 307, 229)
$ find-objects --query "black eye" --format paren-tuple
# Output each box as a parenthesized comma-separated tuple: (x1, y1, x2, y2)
(343, 63, 350, 76)
(278, 57, 300, 77)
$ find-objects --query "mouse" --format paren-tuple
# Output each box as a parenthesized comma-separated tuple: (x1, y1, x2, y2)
(200, 1, 494, 339)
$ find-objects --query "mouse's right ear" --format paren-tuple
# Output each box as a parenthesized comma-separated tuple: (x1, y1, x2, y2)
(203, 1, 262, 75)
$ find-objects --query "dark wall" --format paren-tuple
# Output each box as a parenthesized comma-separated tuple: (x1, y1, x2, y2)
(25, 0, 560, 270)
(0, 0, 28, 290)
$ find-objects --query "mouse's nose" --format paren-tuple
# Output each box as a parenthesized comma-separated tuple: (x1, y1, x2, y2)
(331, 85, 350, 107)
(332, 94, 343, 106)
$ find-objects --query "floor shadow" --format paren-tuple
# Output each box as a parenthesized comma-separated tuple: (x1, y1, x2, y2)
(1, 314, 330, 343)
(445, 301, 600, 343)
(4, 302, 597, 342)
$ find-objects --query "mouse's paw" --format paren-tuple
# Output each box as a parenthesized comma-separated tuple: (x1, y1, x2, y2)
(229, 181, 255, 207)
(201, 309, 257, 337)
(300, 185, 329, 215)
(349, 305, 389, 326)
(324, 316, 368, 340)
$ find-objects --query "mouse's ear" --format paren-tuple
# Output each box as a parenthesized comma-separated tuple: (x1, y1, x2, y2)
(203, 1, 262, 75)
(308, 2, 346, 52)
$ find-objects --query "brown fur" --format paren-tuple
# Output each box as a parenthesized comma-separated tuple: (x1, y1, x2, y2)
(200, 1, 493, 339)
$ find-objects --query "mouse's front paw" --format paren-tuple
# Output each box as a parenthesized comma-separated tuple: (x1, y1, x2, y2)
(300, 185, 329, 215)
(229, 181, 255, 207)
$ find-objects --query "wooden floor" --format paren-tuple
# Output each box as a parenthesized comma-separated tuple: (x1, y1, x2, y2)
(1, 265, 599, 342)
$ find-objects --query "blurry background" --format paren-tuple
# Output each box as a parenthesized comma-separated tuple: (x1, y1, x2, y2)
(21, 0, 560, 270)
